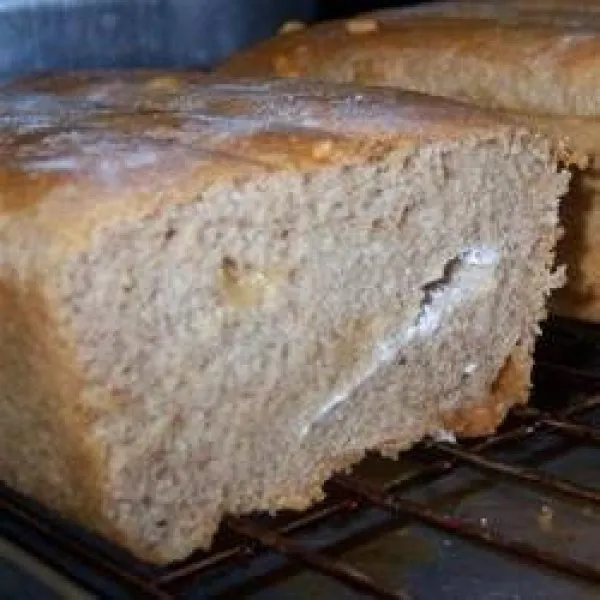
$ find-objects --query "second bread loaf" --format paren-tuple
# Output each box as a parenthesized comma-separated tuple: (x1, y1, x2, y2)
(218, 15, 600, 320)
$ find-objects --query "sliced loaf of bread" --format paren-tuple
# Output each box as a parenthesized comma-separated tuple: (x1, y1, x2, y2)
(0, 77, 568, 562)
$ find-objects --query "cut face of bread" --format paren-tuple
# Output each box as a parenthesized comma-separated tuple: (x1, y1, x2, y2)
(0, 79, 568, 562)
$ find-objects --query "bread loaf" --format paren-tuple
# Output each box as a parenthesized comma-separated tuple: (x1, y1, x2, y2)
(0, 76, 568, 563)
(218, 16, 600, 321)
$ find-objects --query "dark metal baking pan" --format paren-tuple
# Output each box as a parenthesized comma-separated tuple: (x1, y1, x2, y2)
(0, 0, 317, 80)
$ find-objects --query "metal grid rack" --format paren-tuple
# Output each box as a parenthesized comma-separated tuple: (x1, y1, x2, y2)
(1, 316, 599, 599)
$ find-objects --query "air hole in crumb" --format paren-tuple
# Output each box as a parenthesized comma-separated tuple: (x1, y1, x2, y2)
(164, 227, 177, 242)
(222, 255, 238, 272)
(156, 519, 168, 528)
(421, 257, 463, 300)
(371, 218, 385, 231)
(394, 355, 407, 366)
(280, 228, 290, 239)
(155, 465, 168, 481)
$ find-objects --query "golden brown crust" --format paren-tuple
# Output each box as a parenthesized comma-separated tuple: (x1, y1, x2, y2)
(441, 352, 529, 437)
(217, 16, 600, 117)
(0, 279, 107, 535)
(0, 276, 153, 561)
(0, 75, 517, 259)
(552, 169, 600, 321)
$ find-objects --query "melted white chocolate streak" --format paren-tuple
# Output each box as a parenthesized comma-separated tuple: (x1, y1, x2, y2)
(300, 245, 500, 437)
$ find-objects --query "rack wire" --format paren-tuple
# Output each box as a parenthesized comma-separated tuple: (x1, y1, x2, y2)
(1, 316, 599, 599)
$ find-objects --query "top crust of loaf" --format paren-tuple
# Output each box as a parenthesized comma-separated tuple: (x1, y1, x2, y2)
(0, 77, 525, 259)
(217, 16, 600, 117)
